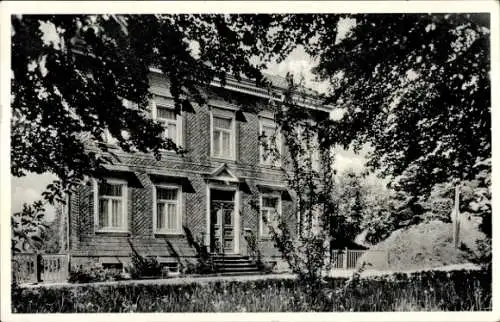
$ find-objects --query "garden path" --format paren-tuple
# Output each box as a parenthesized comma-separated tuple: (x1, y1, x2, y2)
(20, 263, 480, 289)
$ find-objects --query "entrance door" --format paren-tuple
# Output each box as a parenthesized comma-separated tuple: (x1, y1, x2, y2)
(210, 190, 235, 254)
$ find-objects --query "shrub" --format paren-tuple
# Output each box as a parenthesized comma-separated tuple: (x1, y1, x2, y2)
(244, 230, 276, 273)
(68, 263, 121, 284)
(128, 252, 163, 279)
(360, 220, 483, 271)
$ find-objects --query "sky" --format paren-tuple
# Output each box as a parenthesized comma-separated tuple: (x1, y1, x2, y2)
(10, 16, 366, 221)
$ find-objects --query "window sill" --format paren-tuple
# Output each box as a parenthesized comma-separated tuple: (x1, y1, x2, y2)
(158, 149, 185, 157)
(154, 232, 184, 237)
(95, 230, 131, 237)
(259, 162, 282, 169)
(211, 156, 236, 162)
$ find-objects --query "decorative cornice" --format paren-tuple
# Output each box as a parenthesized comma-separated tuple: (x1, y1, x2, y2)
(148, 67, 334, 112)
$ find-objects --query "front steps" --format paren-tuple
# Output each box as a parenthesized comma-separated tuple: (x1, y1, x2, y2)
(211, 254, 263, 275)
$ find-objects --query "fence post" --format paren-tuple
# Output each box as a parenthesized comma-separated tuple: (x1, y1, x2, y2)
(343, 247, 348, 269)
(453, 185, 461, 248)
(67, 253, 71, 281)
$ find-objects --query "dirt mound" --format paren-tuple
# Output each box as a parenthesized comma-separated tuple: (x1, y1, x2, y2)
(359, 220, 483, 271)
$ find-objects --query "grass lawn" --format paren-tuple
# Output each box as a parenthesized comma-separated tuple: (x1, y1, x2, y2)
(12, 268, 491, 312)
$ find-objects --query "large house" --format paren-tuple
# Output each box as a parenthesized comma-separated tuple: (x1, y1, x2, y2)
(66, 69, 333, 273)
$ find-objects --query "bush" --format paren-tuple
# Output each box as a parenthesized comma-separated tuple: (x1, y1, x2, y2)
(360, 220, 484, 271)
(128, 252, 163, 279)
(68, 263, 122, 284)
(12, 268, 491, 312)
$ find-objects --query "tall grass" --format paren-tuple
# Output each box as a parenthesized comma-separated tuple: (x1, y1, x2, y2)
(12, 269, 491, 312)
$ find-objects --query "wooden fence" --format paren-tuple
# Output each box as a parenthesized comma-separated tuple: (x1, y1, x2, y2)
(331, 249, 389, 270)
(12, 253, 69, 284)
(41, 254, 69, 282)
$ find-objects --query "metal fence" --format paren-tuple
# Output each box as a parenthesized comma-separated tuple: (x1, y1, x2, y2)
(12, 253, 69, 284)
(331, 248, 389, 270)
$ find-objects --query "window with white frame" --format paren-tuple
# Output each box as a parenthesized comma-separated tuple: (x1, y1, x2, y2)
(95, 180, 128, 232)
(300, 205, 322, 237)
(153, 185, 182, 234)
(260, 118, 281, 166)
(260, 194, 281, 237)
(311, 142, 320, 171)
(103, 98, 134, 146)
(297, 124, 320, 171)
(153, 97, 182, 147)
(211, 112, 235, 160)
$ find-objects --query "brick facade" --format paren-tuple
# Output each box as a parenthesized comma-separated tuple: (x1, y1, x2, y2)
(68, 71, 328, 268)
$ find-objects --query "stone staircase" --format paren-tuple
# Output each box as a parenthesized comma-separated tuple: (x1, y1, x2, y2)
(211, 254, 263, 275)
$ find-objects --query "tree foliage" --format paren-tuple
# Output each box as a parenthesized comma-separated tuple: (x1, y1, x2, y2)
(11, 201, 48, 253)
(333, 169, 366, 246)
(11, 14, 281, 252)
(11, 14, 281, 202)
(269, 13, 491, 238)
(316, 14, 490, 223)
(259, 75, 337, 287)
(12, 13, 491, 266)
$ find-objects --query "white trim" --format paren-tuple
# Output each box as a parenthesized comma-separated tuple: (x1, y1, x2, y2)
(206, 183, 240, 254)
(259, 117, 282, 167)
(93, 178, 128, 233)
(208, 163, 241, 183)
(234, 189, 241, 253)
(148, 67, 335, 113)
(205, 185, 211, 247)
(210, 109, 236, 161)
(259, 192, 282, 238)
(152, 184, 183, 235)
(209, 101, 240, 112)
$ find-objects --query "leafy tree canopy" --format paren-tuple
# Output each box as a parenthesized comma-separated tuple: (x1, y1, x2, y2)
(12, 13, 491, 251)
(11, 14, 281, 202)
(316, 14, 490, 204)
(271, 13, 491, 234)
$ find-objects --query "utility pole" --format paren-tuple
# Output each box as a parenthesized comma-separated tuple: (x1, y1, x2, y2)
(453, 185, 460, 248)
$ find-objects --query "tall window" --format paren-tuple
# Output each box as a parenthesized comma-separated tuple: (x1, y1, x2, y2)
(260, 195, 281, 237)
(95, 180, 127, 232)
(156, 104, 180, 145)
(154, 185, 182, 234)
(301, 205, 322, 237)
(211, 113, 235, 160)
(260, 119, 281, 166)
(297, 125, 320, 171)
(311, 143, 320, 171)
